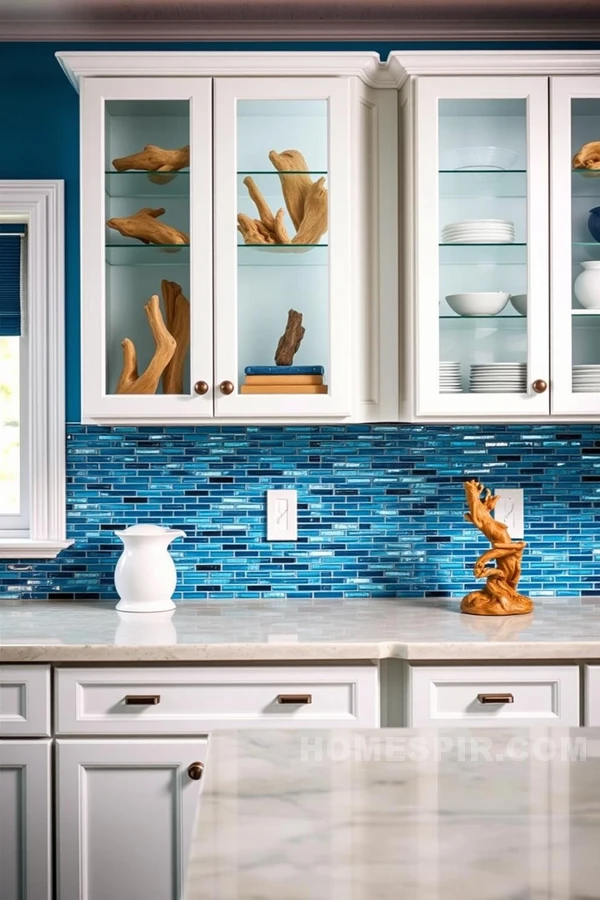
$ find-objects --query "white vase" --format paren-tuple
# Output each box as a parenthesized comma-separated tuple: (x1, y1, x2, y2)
(114, 524, 185, 613)
(574, 260, 600, 309)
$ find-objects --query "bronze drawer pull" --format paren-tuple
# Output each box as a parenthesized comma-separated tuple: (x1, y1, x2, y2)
(124, 694, 161, 705)
(477, 693, 514, 705)
(277, 694, 312, 705)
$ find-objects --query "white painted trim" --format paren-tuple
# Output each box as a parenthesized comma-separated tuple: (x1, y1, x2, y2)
(56, 51, 600, 94)
(388, 51, 600, 86)
(56, 51, 390, 90)
(5, 18, 598, 42)
(0, 181, 72, 559)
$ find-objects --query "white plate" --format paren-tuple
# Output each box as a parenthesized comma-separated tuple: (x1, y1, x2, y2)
(444, 219, 514, 226)
(471, 364, 526, 369)
(470, 387, 525, 393)
(443, 225, 514, 232)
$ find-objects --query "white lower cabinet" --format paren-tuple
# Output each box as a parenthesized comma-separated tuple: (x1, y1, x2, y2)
(584, 665, 600, 725)
(56, 738, 207, 900)
(406, 665, 580, 728)
(0, 740, 52, 900)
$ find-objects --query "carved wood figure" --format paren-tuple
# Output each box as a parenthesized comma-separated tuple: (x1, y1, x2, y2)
(274, 309, 305, 366)
(461, 480, 533, 616)
(107, 207, 189, 246)
(237, 148, 328, 246)
(161, 280, 190, 395)
(116, 295, 176, 395)
(112, 144, 190, 173)
(573, 140, 600, 170)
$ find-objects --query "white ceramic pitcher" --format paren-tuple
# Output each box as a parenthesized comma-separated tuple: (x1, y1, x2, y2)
(114, 524, 185, 613)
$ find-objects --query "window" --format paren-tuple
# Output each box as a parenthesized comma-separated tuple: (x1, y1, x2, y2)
(0, 181, 72, 558)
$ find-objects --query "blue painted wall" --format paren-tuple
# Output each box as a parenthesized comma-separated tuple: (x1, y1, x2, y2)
(0, 41, 598, 600)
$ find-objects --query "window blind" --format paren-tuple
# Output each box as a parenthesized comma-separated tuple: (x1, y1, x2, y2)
(0, 223, 26, 336)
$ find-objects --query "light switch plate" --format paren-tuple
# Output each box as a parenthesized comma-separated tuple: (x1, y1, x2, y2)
(494, 488, 524, 539)
(266, 490, 297, 541)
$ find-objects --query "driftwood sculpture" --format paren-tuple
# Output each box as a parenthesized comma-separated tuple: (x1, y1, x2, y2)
(116, 295, 176, 395)
(107, 207, 189, 246)
(238, 149, 328, 246)
(161, 280, 190, 395)
(275, 309, 305, 366)
(461, 480, 533, 617)
(112, 144, 190, 173)
(573, 141, 600, 170)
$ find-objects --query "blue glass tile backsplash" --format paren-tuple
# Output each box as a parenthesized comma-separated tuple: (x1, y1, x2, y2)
(1, 424, 599, 600)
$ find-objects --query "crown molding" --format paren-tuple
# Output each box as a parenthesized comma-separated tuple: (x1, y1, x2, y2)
(56, 51, 395, 90)
(57, 48, 600, 92)
(5, 16, 600, 43)
(388, 50, 600, 86)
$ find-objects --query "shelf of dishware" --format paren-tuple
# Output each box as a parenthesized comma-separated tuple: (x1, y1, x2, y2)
(237, 244, 328, 266)
(438, 170, 526, 198)
(105, 171, 190, 198)
(105, 244, 190, 266)
(572, 309, 600, 316)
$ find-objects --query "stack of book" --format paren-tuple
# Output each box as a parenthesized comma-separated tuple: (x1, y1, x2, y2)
(240, 366, 328, 394)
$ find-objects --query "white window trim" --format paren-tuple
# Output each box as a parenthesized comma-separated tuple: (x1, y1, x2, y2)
(0, 180, 73, 558)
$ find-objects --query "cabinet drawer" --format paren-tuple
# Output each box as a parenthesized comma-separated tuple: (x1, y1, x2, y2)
(584, 666, 600, 725)
(55, 665, 379, 734)
(408, 665, 580, 728)
(0, 665, 51, 737)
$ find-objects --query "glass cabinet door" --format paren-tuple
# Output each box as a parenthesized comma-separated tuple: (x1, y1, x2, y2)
(551, 77, 600, 416)
(414, 77, 550, 417)
(80, 78, 212, 420)
(214, 78, 352, 418)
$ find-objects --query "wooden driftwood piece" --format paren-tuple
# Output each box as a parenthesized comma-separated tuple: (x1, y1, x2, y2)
(274, 309, 305, 366)
(107, 207, 189, 246)
(268, 149, 314, 230)
(161, 280, 190, 395)
(292, 177, 328, 245)
(112, 144, 190, 173)
(461, 480, 533, 616)
(116, 295, 176, 395)
(573, 140, 600, 170)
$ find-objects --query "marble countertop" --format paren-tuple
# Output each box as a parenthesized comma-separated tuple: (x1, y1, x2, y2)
(186, 726, 600, 900)
(0, 596, 599, 662)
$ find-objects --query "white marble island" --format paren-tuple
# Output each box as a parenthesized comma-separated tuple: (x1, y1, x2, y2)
(1, 596, 600, 661)
(186, 726, 600, 900)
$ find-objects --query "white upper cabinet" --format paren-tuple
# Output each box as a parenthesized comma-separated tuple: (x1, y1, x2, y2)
(59, 53, 397, 424)
(79, 77, 214, 422)
(408, 76, 550, 419)
(551, 76, 600, 416)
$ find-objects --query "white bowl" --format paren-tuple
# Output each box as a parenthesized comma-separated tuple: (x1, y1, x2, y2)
(445, 292, 510, 317)
(442, 146, 519, 171)
(510, 294, 527, 316)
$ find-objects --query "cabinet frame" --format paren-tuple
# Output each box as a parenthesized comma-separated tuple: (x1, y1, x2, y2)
(413, 75, 550, 418)
(80, 76, 214, 421)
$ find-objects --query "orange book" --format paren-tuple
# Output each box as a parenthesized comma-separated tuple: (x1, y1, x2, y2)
(245, 374, 323, 385)
(240, 384, 328, 394)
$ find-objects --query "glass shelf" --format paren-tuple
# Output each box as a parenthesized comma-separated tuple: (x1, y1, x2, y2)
(237, 244, 328, 267)
(572, 308, 600, 315)
(439, 243, 527, 265)
(105, 244, 190, 267)
(105, 171, 190, 198)
(572, 242, 600, 263)
(572, 169, 600, 197)
(439, 170, 527, 198)
(440, 314, 525, 320)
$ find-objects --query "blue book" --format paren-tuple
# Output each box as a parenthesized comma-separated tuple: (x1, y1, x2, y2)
(245, 365, 325, 376)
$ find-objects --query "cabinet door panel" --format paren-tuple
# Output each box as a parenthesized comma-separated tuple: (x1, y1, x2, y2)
(214, 78, 353, 418)
(551, 76, 600, 416)
(0, 740, 52, 900)
(80, 77, 213, 422)
(57, 738, 207, 900)
(414, 76, 550, 418)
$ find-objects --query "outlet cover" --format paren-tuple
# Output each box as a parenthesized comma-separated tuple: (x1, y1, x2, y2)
(494, 488, 524, 539)
(266, 490, 297, 541)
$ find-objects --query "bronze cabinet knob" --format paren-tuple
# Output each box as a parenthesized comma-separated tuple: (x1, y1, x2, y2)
(194, 381, 209, 395)
(532, 379, 548, 394)
(187, 762, 204, 781)
(219, 380, 235, 395)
